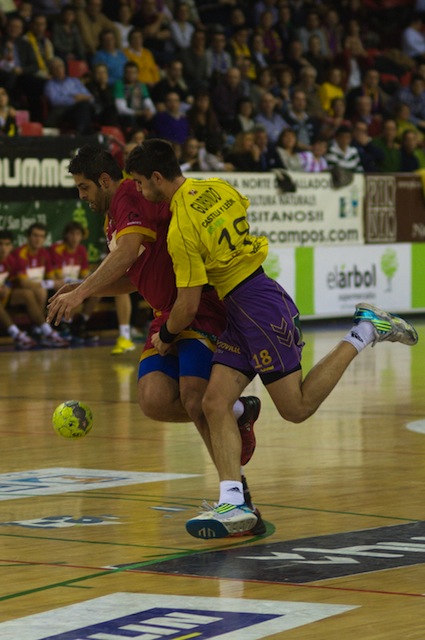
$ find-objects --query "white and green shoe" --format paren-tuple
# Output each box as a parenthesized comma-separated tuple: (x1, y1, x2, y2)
(353, 303, 418, 347)
(186, 502, 258, 539)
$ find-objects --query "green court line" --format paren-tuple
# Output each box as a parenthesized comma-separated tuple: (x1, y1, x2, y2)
(0, 525, 275, 603)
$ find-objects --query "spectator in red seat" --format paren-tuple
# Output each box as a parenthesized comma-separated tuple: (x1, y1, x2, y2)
(44, 56, 95, 134)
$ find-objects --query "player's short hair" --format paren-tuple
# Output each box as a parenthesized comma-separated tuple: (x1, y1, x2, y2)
(62, 221, 85, 240)
(68, 145, 123, 185)
(0, 229, 13, 242)
(125, 138, 182, 180)
(26, 222, 47, 236)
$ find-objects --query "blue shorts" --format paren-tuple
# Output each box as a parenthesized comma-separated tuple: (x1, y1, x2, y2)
(213, 272, 304, 384)
(138, 338, 214, 382)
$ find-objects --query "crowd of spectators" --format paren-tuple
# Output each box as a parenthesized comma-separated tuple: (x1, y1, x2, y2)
(1, 0, 425, 173)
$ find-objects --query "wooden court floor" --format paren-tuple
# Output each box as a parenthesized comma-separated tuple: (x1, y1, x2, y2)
(1, 317, 425, 639)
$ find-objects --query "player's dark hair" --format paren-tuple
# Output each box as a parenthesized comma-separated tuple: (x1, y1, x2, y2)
(26, 222, 47, 236)
(125, 138, 182, 180)
(62, 220, 85, 240)
(68, 145, 123, 185)
(0, 229, 13, 242)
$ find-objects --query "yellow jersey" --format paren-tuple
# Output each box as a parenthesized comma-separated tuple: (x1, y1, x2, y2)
(168, 177, 268, 299)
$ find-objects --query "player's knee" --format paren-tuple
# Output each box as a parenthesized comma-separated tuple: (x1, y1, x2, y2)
(137, 387, 162, 420)
(202, 392, 227, 422)
(180, 391, 203, 423)
(277, 405, 312, 424)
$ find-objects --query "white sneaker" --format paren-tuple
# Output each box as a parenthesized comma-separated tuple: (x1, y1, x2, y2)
(14, 331, 37, 350)
(186, 502, 258, 539)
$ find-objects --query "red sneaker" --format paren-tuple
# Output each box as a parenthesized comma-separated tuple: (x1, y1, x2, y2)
(237, 396, 261, 466)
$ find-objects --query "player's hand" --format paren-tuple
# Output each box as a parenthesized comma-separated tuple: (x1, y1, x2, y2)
(48, 282, 80, 302)
(152, 331, 172, 356)
(46, 288, 85, 324)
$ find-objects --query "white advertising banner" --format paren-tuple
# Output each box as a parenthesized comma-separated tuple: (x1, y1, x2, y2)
(313, 243, 412, 316)
(188, 171, 364, 247)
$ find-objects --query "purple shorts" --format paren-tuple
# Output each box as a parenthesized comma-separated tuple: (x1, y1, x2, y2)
(212, 272, 304, 383)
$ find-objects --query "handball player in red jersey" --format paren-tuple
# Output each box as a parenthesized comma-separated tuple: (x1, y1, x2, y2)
(47, 145, 265, 536)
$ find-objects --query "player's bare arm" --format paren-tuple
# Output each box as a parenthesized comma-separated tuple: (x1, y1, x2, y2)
(47, 233, 145, 324)
(152, 285, 203, 355)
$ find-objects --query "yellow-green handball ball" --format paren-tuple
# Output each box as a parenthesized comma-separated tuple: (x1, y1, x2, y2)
(52, 400, 93, 439)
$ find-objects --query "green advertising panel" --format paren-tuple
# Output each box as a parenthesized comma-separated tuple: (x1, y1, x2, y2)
(0, 199, 105, 264)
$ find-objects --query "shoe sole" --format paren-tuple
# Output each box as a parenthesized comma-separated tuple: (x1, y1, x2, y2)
(355, 303, 418, 346)
(186, 514, 258, 539)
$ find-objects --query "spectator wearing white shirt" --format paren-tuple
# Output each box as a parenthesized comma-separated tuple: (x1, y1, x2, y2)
(326, 125, 363, 173)
(114, 3, 134, 49)
(402, 13, 425, 61)
(170, 2, 195, 51)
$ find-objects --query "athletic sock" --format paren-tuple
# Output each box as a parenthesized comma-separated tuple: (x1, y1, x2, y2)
(119, 324, 131, 340)
(40, 322, 53, 337)
(7, 324, 20, 339)
(232, 399, 244, 421)
(342, 321, 376, 353)
(219, 480, 244, 506)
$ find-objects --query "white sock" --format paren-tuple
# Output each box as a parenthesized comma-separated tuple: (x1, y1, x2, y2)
(119, 324, 131, 340)
(7, 324, 20, 338)
(343, 322, 376, 353)
(40, 322, 53, 337)
(232, 399, 244, 420)
(219, 480, 244, 506)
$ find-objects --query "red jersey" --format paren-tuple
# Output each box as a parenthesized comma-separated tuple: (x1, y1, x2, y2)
(50, 241, 90, 280)
(0, 254, 17, 287)
(13, 244, 54, 282)
(107, 179, 226, 337)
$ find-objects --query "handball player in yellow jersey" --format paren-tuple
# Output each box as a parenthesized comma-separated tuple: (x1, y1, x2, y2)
(126, 138, 418, 540)
(47, 145, 265, 536)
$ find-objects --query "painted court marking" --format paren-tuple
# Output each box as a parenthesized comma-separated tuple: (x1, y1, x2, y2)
(0, 593, 358, 639)
(0, 468, 199, 501)
(406, 420, 425, 435)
